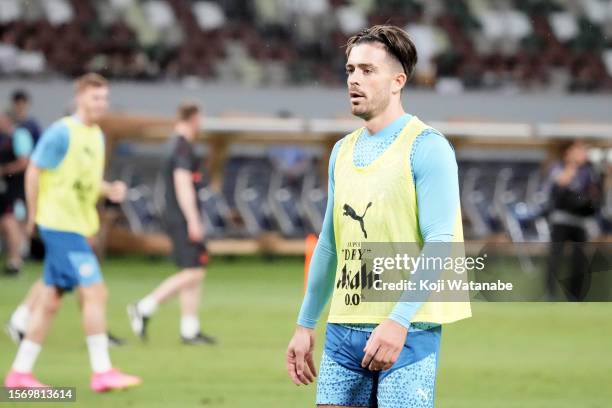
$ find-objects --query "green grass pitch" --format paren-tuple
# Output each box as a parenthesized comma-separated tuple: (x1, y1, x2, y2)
(1, 256, 611, 407)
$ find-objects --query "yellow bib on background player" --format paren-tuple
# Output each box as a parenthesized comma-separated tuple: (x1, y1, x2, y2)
(36, 116, 105, 237)
(328, 116, 471, 325)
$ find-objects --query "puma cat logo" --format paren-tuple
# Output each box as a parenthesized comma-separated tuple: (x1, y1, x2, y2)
(342, 202, 372, 239)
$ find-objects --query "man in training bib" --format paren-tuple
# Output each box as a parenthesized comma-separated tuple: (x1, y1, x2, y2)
(286, 25, 471, 407)
(4, 73, 141, 392)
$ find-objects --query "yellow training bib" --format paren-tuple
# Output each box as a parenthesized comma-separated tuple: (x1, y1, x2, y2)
(328, 116, 471, 325)
(36, 116, 105, 236)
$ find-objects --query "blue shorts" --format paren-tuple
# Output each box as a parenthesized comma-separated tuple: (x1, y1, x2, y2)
(39, 227, 103, 292)
(316, 323, 441, 408)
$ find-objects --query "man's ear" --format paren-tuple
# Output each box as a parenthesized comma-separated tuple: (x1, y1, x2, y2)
(392, 72, 407, 94)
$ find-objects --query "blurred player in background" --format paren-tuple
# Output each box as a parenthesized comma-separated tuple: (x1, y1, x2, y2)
(6, 274, 127, 346)
(128, 102, 215, 345)
(546, 140, 603, 300)
(0, 113, 33, 275)
(286, 25, 470, 407)
(7, 89, 41, 145)
(3, 73, 141, 392)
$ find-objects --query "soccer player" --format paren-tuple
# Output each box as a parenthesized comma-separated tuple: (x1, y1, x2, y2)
(7, 89, 42, 145)
(6, 280, 126, 347)
(3, 73, 141, 392)
(286, 25, 471, 407)
(128, 103, 215, 345)
(0, 113, 33, 275)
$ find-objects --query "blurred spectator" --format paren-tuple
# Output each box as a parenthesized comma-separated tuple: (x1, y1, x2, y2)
(7, 90, 41, 145)
(268, 143, 313, 195)
(41, 0, 74, 26)
(335, 3, 367, 35)
(406, 18, 449, 85)
(0, 113, 33, 275)
(192, 1, 226, 31)
(0, 0, 610, 91)
(16, 36, 46, 76)
(545, 140, 603, 301)
(0, 29, 18, 74)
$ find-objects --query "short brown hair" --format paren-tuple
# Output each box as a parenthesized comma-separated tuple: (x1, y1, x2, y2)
(346, 25, 418, 80)
(74, 73, 108, 93)
(177, 102, 200, 121)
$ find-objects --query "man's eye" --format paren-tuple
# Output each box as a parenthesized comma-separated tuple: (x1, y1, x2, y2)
(363, 69, 371, 75)
(346, 68, 353, 75)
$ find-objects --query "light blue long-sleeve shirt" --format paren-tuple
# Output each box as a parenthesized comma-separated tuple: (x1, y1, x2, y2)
(31, 121, 70, 169)
(297, 113, 460, 329)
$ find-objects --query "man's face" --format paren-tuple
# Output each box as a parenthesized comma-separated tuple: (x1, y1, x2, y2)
(13, 99, 29, 119)
(346, 43, 403, 120)
(567, 142, 589, 166)
(77, 86, 109, 123)
(188, 112, 202, 134)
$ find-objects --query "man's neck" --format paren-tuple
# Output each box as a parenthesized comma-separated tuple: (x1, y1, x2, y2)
(363, 104, 406, 135)
(74, 110, 94, 127)
(175, 123, 194, 140)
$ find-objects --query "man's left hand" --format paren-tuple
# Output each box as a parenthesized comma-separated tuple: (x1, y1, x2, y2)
(105, 181, 127, 203)
(361, 319, 408, 371)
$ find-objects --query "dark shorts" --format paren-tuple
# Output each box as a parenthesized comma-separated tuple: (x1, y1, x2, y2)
(166, 222, 209, 269)
(0, 182, 25, 216)
(0, 194, 17, 215)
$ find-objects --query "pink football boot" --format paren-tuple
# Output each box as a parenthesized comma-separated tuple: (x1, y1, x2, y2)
(4, 370, 48, 388)
(90, 368, 142, 392)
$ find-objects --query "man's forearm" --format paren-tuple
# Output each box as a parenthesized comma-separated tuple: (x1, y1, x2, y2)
(0, 158, 29, 176)
(25, 165, 40, 221)
(297, 240, 337, 328)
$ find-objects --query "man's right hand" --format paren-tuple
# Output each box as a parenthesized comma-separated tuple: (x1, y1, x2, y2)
(187, 219, 204, 242)
(286, 326, 317, 386)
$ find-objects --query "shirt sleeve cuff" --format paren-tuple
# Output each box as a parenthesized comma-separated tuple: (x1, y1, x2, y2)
(296, 317, 317, 329)
(388, 302, 422, 329)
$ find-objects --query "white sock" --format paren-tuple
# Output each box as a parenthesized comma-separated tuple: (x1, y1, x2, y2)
(86, 334, 112, 373)
(10, 305, 29, 333)
(12, 339, 41, 373)
(137, 296, 158, 317)
(180, 315, 200, 338)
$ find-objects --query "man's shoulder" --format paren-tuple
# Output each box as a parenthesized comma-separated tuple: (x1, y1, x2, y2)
(22, 117, 41, 129)
(408, 115, 443, 138)
(171, 134, 194, 154)
(416, 127, 447, 143)
(346, 125, 365, 138)
(40, 119, 70, 142)
(411, 116, 450, 150)
(337, 126, 364, 147)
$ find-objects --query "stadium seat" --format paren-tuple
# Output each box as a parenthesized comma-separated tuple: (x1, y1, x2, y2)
(267, 172, 307, 238)
(122, 184, 162, 234)
(233, 160, 274, 236)
(300, 170, 327, 234)
(198, 186, 239, 238)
